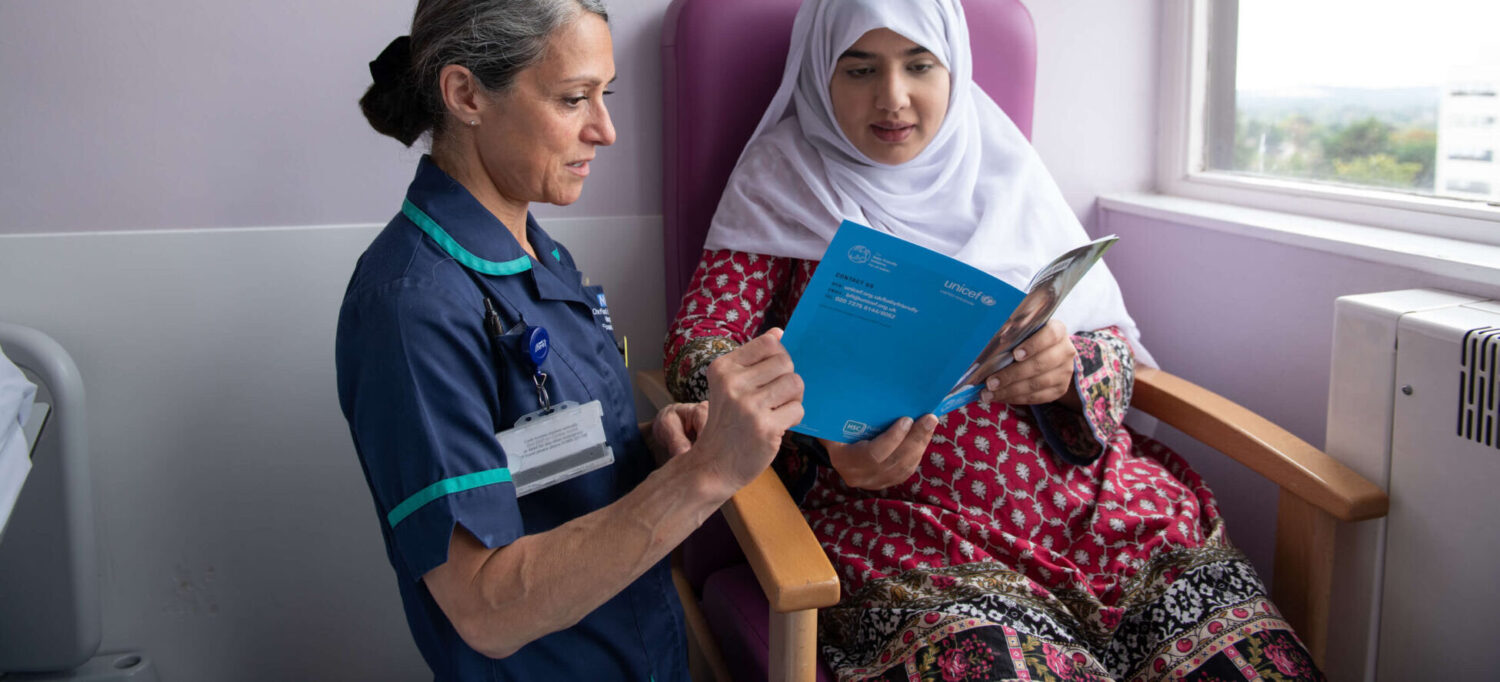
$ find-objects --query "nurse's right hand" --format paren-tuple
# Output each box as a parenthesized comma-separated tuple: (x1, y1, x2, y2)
(691, 328, 804, 493)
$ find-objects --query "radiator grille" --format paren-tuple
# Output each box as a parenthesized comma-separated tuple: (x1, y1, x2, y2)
(1460, 326, 1500, 448)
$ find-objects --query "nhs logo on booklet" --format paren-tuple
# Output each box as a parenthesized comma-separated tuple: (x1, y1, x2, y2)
(842, 419, 871, 439)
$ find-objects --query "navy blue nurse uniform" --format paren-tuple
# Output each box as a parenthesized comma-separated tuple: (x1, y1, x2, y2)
(335, 156, 687, 681)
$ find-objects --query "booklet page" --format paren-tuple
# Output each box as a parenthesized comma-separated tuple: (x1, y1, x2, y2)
(782, 221, 1022, 442)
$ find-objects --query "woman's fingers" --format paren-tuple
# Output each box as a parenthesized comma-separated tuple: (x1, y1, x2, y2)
(1012, 319, 1066, 363)
(831, 414, 937, 490)
(862, 416, 914, 464)
(880, 414, 937, 485)
(827, 426, 895, 489)
(982, 321, 1076, 404)
(990, 355, 1072, 403)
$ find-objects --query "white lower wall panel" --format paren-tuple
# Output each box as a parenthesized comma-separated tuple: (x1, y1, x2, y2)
(0, 216, 665, 681)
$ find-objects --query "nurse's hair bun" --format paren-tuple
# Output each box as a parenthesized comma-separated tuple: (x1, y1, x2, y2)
(360, 35, 429, 147)
(358, 0, 610, 149)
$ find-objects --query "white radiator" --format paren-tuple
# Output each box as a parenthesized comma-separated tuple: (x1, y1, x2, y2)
(1325, 289, 1500, 682)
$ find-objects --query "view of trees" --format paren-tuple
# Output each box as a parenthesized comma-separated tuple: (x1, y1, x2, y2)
(1227, 88, 1439, 192)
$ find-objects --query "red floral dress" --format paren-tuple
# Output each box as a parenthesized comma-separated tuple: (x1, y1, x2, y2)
(667, 249, 1322, 681)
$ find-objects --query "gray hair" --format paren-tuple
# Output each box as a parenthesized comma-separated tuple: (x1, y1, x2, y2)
(361, 0, 610, 147)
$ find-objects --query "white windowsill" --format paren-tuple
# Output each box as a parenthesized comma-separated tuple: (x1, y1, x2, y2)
(1098, 192, 1500, 288)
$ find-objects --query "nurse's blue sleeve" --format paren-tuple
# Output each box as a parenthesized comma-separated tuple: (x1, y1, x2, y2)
(338, 280, 523, 581)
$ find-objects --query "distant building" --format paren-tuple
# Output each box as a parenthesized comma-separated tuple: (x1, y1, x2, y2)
(1435, 68, 1500, 202)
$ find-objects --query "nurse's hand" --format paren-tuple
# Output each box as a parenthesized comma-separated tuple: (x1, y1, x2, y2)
(647, 402, 709, 464)
(821, 413, 938, 490)
(981, 320, 1080, 408)
(691, 328, 804, 493)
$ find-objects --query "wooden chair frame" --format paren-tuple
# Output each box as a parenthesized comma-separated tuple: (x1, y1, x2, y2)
(637, 366, 1389, 681)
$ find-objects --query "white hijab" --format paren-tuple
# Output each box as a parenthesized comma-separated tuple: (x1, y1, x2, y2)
(703, 0, 1154, 367)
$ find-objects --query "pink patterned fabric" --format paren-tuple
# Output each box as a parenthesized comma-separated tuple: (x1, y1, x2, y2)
(666, 249, 1322, 681)
(666, 250, 1211, 605)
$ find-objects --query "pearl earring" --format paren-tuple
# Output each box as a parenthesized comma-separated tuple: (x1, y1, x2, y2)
(468, 120, 478, 126)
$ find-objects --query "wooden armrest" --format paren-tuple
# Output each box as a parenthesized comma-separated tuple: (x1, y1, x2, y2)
(635, 369, 841, 613)
(723, 470, 841, 612)
(1131, 367, 1388, 522)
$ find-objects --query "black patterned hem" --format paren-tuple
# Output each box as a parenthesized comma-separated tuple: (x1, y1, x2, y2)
(817, 538, 1320, 681)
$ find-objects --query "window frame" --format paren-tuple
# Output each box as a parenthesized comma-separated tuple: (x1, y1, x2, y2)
(1157, 0, 1500, 247)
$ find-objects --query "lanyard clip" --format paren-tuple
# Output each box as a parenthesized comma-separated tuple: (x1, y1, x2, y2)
(532, 371, 552, 413)
(523, 325, 552, 412)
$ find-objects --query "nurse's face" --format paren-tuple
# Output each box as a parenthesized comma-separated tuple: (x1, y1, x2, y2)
(479, 13, 617, 208)
(828, 28, 950, 165)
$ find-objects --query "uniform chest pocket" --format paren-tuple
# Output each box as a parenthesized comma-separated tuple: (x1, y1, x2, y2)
(487, 326, 549, 426)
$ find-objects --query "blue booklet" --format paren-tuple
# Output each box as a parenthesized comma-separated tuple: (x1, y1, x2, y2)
(781, 220, 1117, 443)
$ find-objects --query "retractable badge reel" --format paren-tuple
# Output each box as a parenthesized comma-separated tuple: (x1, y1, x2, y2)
(495, 325, 615, 496)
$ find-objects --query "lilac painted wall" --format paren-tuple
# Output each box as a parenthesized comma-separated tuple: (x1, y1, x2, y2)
(1030, 1, 1160, 230)
(0, 0, 1155, 236)
(0, 0, 665, 234)
(1100, 208, 1500, 574)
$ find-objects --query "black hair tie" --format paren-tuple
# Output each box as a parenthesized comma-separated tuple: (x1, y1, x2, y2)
(369, 35, 412, 88)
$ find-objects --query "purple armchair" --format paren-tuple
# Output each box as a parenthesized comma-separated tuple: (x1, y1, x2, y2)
(640, 1, 1385, 680)
(646, 1, 1038, 680)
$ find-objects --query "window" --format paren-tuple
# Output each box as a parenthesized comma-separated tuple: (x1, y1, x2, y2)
(1159, 0, 1500, 244)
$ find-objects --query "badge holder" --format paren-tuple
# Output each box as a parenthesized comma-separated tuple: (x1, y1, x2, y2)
(494, 326, 615, 496)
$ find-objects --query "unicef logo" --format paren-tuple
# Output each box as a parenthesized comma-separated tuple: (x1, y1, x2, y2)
(980, 294, 997, 307)
(847, 245, 871, 264)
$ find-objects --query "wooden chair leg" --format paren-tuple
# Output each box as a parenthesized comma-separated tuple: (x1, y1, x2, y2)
(768, 608, 818, 682)
(1272, 490, 1337, 667)
(671, 563, 732, 682)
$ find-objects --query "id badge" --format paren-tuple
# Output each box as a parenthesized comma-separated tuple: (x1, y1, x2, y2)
(496, 400, 614, 496)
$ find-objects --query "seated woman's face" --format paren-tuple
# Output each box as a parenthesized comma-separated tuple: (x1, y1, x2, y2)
(828, 28, 950, 165)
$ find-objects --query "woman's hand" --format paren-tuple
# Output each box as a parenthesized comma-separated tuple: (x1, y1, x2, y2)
(823, 414, 938, 490)
(646, 402, 710, 464)
(981, 320, 1080, 408)
(690, 328, 805, 492)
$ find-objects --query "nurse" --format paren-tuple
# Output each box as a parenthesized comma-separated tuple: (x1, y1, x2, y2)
(335, 0, 804, 679)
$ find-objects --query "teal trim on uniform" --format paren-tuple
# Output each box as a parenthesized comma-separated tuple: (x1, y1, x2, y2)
(551, 247, 561, 262)
(387, 468, 514, 528)
(402, 199, 532, 276)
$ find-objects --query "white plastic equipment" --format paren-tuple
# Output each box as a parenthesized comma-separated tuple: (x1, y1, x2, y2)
(1326, 290, 1500, 681)
(0, 322, 157, 681)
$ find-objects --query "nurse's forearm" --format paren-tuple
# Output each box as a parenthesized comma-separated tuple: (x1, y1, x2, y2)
(424, 445, 736, 659)
(428, 330, 801, 658)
